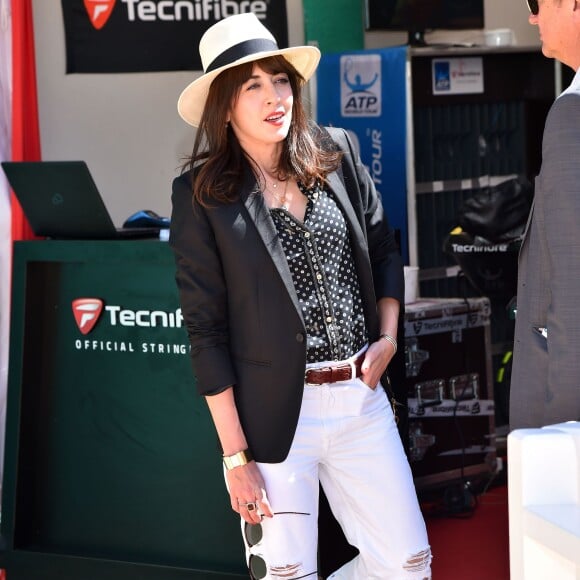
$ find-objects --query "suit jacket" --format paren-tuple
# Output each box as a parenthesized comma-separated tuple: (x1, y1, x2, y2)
(169, 127, 404, 462)
(510, 77, 580, 429)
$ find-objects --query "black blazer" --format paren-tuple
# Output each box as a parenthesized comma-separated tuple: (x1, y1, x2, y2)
(169, 127, 404, 463)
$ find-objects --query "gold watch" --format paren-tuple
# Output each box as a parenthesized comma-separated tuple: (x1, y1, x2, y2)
(223, 449, 253, 470)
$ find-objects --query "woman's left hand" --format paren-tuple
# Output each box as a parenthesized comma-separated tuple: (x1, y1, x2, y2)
(359, 338, 396, 389)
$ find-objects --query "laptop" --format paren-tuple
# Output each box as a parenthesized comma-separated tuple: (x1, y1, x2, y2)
(1, 160, 163, 240)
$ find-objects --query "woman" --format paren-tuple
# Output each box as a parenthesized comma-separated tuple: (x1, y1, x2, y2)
(170, 12, 431, 580)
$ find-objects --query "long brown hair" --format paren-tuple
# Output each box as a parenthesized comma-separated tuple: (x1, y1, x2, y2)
(186, 55, 342, 206)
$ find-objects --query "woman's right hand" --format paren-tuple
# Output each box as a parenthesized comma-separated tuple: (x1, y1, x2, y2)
(226, 461, 273, 523)
(203, 388, 272, 522)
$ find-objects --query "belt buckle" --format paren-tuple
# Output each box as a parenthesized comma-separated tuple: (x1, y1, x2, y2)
(305, 365, 332, 386)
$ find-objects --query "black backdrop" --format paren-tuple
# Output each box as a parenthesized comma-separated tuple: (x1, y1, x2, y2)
(61, 0, 289, 73)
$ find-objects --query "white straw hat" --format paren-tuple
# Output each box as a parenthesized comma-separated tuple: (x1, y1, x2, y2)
(177, 12, 321, 127)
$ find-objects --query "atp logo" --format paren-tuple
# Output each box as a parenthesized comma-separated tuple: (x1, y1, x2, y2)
(72, 298, 104, 335)
(84, 0, 116, 30)
(340, 54, 381, 117)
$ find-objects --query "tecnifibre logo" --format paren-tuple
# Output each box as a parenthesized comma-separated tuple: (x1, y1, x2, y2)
(84, 0, 117, 29)
(84, 0, 268, 29)
(72, 298, 104, 335)
(72, 298, 184, 335)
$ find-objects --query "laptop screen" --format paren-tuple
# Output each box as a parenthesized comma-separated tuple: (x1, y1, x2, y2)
(2, 161, 159, 240)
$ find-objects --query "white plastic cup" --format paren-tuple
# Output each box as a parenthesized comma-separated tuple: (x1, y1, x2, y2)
(484, 29, 515, 47)
(404, 266, 419, 304)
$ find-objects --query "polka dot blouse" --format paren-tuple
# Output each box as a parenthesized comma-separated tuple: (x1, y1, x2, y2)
(271, 181, 368, 364)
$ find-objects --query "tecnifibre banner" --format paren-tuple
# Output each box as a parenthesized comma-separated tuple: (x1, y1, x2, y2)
(61, 0, 288, 73)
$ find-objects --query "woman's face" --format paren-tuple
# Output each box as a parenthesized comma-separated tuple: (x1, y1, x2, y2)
(227, 63, 293, 154)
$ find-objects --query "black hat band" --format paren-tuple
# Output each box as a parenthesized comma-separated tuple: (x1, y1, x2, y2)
(205, 38, 279, 73)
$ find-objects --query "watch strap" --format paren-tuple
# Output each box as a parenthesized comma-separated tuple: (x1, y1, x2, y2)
(223, 448, 253, 470)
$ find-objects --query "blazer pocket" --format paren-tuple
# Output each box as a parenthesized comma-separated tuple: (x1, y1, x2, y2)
(532, 325, 548, 341)
(234, 354, 272, 368)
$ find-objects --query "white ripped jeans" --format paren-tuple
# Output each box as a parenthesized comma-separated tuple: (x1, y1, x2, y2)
(235, 353, 432, 580)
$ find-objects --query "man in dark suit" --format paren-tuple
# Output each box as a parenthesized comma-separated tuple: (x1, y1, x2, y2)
(510, 0, 580, 429)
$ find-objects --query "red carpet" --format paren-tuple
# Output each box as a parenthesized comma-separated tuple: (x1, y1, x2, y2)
(424, 484, 509, 579)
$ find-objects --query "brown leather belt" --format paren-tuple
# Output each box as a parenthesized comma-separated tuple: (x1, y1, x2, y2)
(304, 354, 364, 386)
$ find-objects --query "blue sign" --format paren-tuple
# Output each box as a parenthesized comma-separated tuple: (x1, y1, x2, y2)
(317, 46, 409, 262)
(433, 60, 451, 92)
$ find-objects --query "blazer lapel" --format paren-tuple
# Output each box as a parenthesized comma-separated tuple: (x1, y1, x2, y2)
(242, 181, 305, 326)
(326, 168, 379, 339)
(518, 190, 536, 258)
(326, 170, 368, 252)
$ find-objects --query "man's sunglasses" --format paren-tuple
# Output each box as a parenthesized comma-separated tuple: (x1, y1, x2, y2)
(527, 0, 539, 15)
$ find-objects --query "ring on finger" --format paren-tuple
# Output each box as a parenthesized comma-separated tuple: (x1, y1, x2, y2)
(239, 501, 257, 511)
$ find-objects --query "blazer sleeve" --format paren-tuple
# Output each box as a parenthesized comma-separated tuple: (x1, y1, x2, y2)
(168, 172, 237, 396)
(327, 126, 404, 304)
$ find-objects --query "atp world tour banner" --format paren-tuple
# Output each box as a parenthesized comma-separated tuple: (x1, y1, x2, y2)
(61, 0, 288, 73)
(316, 46, 409, 262)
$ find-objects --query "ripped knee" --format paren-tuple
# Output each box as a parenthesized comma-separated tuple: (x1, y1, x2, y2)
(245, 513, 318, 579)
(270, 563, 307, 578)
(403, 547, 432, 578)
(249, 556, 317, 579)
